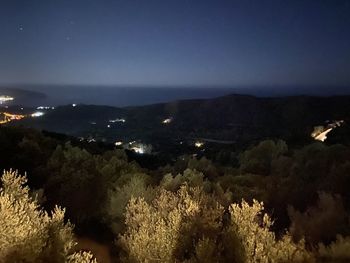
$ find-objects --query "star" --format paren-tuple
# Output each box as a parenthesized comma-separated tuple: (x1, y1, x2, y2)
(66, 36, 71, 41)
(19, 26, 24, 31)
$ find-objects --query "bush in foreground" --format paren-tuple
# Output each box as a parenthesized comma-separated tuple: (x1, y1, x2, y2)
(0, 170, 96, 263)
(118, 184, 313, 263)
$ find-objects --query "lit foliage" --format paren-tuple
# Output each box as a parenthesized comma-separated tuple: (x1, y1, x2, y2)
(229, 200, 313, 263)
(105, 173, 155, 234)
(0, 170, 96, 263)
(118, 184, 312, 263)
(318, 235, 350, 261)
(288, 192, 348, 245)
(118, 185, 225, 262)
(160, 168, 232, 207)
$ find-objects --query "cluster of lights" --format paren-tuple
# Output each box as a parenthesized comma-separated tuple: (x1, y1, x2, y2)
(0, 96, 14, 104)
(37, 106, 55, 110)
(109, 118, 126, 123)
(0, 112, 25, 124)
(115, 141, 123, 146)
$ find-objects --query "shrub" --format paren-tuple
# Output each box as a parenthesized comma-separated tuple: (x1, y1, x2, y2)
(288, 192, 348, 245)
(119, 185, 312, 263)
(118, 185, 225, 262)
(318, 235, 350, 262)
(229, 199, 313, 263)
(104, 173, 155, 234)
(0, 170, 95, 263)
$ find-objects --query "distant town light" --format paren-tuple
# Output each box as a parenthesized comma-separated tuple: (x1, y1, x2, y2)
(31, 111, 45, 117)
(107, 124, 111, 128)
(37, 106, 53, 110)
(115, 141, 123, 146)
(0, 96, 14, 104)
(195, 141, 204, 148)
(0, 112, 25, 124)
(72, 103, 77, 107)
(131, 146, 145, 154)
(127, 141, 152, 154)
(109, 118, 126, 123)
(162, 117, 172, 124)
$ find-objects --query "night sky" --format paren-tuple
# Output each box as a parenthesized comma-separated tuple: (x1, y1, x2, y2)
(1, 0, 350, 88)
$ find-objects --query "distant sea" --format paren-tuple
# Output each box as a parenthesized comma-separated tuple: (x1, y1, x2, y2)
(2, 85, 350, 107)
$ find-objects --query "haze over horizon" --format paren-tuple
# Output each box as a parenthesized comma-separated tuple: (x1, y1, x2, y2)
(1, 0, 350, 91)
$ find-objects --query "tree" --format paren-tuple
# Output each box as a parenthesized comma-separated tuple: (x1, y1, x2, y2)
(0, 170, 96, 263)
(229, 200, 313, 263)
(118, 185, 225, 262)
(118, 185, 312, 263)
(239, 140, 288, 176)
(104, 172, 155, 234)
(45, 143, 141, 224)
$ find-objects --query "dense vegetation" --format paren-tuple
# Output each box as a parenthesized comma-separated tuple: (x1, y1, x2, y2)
(1, 125, 350, 262)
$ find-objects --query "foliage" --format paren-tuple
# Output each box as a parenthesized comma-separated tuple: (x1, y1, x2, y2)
(0, 170, 96, 263)
(104, 172, 155, 234)
(318, 235, 350, 262)
(160, 169, 232, 207)
(45, 142, 141, 224)
(288, 192, 348, 245)
(239, 140, 288, 175)
(229, 199, 313, 263)
(118, 185, 225, 262)
(119, 185, 312, 263)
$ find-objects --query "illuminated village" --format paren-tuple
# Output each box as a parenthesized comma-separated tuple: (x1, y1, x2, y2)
(0, 95, 47, 124)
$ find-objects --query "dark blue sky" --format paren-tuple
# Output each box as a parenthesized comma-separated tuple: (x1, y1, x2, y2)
(1, 0, 350, 87)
